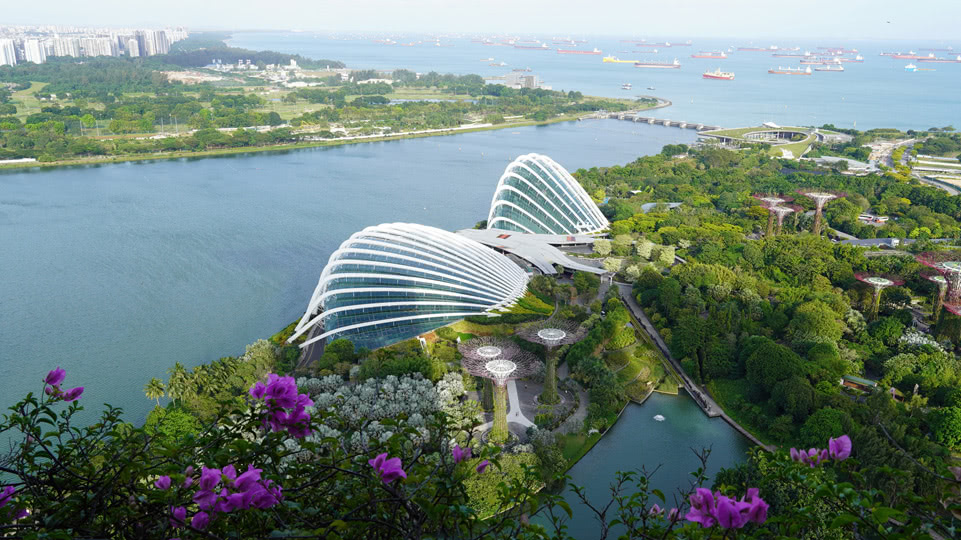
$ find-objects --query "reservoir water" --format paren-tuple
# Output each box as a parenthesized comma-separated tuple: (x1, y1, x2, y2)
(229, 33, 961, 131)
(539, 393, 752, 537)
(0, 119, 696, 421)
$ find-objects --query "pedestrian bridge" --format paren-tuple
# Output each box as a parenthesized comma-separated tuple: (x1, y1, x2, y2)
(588, 111, 723, 131)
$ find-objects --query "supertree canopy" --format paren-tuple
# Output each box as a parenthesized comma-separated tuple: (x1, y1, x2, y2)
(917, 252, 961, 305)
(923, 271, 950, 318)
(458, 337, 540, 443)
(771, 204, 802, 235)
(854, 273, 905, 319)
(752, 194, 794, 237)
(516, 319, 587, 404)
(797, 189, 846, 236)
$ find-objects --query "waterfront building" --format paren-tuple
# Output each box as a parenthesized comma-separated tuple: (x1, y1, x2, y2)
(24, 39, 46, 64)
(290, 223, 529, 350)
(0, 39, 17, 66)
(487, 153, 609, 235)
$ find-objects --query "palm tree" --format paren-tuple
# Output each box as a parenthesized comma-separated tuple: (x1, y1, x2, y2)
(144, 378, 166, 406)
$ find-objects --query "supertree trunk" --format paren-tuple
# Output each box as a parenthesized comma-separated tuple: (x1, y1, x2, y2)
(540, 348, 559, 405)
(480, 378, 494, 411)
(766, 212, 775, 237)
(813, 210, 824, 236)
(491, 383, 509, 444)
(934, 289, 946, 321)
(871, 289, 882, 320)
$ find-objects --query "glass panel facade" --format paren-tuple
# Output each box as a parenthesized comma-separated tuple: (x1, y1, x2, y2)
(488, 154, 608, 235)
(291, 223, 529, 351)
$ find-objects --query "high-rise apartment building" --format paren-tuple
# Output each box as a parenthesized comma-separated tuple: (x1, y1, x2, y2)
(24, 39, 46, 64)
(0, 39, 17, 66)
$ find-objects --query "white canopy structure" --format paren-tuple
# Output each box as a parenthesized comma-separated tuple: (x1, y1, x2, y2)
(288, 223, 529, 350)
(487, 153, 608, 235)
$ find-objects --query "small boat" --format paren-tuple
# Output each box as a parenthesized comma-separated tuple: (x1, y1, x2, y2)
(621, 83, 633, 90)
(653, 415, 666, 422)
(904, 63, 918, 72)
(489, 61, 507, 66)
(647, 86, 655, 90)
(481, 57, 494, 61)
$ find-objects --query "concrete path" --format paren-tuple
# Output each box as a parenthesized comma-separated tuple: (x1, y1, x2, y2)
(556, 362, 589, 434)
(507, 380, 534, 428)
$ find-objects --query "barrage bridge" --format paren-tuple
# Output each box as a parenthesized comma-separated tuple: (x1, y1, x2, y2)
(587, 110, 723, 132)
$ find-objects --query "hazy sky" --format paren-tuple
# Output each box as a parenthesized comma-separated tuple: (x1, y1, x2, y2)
(6, 0, 960, 40)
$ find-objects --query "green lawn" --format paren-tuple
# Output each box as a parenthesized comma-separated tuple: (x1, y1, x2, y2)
(11, 82, 48, 120)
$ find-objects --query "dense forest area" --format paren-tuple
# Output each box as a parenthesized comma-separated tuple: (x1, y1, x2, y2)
(563, 147, 961, 529)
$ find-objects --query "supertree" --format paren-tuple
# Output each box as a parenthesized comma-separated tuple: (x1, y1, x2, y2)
(917, 252, 961, 319)
(923, 271, 949, 319)
(854, 273, 905, 320)
(459, 337, 540, 444)
(771, 204, 802, 235)
(797, 189, 846, 236)
(752, 194, 793, 237)
(515, 319, 587, 405)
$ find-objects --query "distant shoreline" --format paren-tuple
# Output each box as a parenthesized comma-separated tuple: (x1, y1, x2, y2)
(0, 101, 668, 172)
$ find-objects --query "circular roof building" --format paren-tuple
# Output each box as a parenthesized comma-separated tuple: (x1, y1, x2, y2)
(289, 223, 529, 351)
(487, 153, 608, 235)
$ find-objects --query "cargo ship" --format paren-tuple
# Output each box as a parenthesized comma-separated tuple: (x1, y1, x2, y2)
(603, 56, 638, 63)
(838, 55, 864, 63)
(634, 58, 681, 69)
(514, 43, 550, 50)
(673, 40, 693, 46)
(815, 65, 844, 72)
(772, 51, 812, 58)
(633, 49, 659, 53)
(891, 52, 935, 60)
(768, 66, 812, 75)
(691, 51, 727, 59)
(919, 55, 961, 63)
(635, 43, 660, 47)
(557, 48, 602, 55)
(702, 68, 734, 80)
(621, 83, 632, 90)
(738, 45, 778, 51)
(920, 47, 954, 52)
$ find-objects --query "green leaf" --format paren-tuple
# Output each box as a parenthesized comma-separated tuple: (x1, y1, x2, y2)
(871, 506, 902, 524)
(652, 488, 666, 502)
(829, 513, 858, 528)
(557, 500, 573, 519)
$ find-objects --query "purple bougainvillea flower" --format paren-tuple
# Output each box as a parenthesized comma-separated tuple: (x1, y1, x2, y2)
(234, 466, 262, 492)
(0, 486, 15, 508)
(199, 467, 221, 491)
(451, 445, 471, 464)
(476, 459, 490, 474)
(667, 507, 679, 520)
(192, 489, 217, 511)
(249, 381, 267, 399)
(368, 453, 407, 484)
(789, 447, 801, 462)
(715, 495, 748, 529)
(45, 367, 66, 386)
(169, 506, 186, 528)
(746, 496, 769, 524)
(183, 476, 193, 488)
(685, 488, 717, 528)
(649, 503, 663, 516)
(191, 511, 209, 530)
(829, 435, 852, 461)
(154, 476, 171, 490)
(62, 387, 84, 402)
